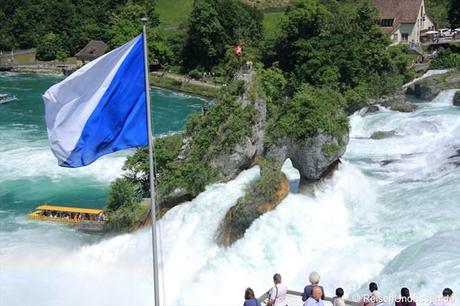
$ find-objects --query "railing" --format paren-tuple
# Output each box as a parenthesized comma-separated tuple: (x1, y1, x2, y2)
(258, 289, 360, 306)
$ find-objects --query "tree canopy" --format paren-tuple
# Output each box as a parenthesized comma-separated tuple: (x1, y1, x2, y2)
(181, 0, 263, 71)
(0, 0, 158, 60)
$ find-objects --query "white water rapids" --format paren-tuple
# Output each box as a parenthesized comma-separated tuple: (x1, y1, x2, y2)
(1, 88, 459, 306)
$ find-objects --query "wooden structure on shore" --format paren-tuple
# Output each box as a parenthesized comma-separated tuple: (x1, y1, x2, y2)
(75, 40, 108, 63)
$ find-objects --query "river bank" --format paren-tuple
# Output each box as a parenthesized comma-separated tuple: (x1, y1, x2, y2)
(150, 71, 221, 98)
(6, 64, 221, 98)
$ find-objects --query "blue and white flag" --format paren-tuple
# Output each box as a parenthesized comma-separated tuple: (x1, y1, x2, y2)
(43, 34, 147, 168)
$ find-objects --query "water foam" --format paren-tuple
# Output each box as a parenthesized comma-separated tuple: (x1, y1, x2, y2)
(1, 90, 459, 306)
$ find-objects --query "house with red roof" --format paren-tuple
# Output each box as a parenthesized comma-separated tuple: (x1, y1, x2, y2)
(373, 0, 435, 44)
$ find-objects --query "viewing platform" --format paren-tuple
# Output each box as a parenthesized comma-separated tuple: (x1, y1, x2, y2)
(258, 289, 360, 306)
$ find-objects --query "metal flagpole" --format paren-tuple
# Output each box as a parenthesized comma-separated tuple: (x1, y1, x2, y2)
(141, 17, 161, 306)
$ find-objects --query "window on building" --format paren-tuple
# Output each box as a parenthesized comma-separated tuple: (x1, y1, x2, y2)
(393, 33, 398, 41)
(402, 33, 409, 41)
(381, 19, 394, 27)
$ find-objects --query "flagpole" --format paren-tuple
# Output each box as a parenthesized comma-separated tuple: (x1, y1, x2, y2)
(141, 17, 161, 306)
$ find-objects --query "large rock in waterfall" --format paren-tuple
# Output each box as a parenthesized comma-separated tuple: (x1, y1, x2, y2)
(405, 70, 460, 101)
(209, 70, 266, 181)
(266, 133, 348, 181)
(159, 68, 349, 246)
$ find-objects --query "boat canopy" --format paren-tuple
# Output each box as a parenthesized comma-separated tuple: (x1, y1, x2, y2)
(36, 205, 103, 215)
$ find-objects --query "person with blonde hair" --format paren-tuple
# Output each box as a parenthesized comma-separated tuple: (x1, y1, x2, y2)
(302, 271, 325, 302)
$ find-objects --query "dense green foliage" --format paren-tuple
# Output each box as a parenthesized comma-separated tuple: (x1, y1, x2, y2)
(185, 94, 257, 157)
(106, 178, 141, 211)
(262, 0, 415, 113)
(0, 0, 159, 60)
(107, 202, 149, 231)
(181, 0, 263, 72)
(267, 84, 349, 144)
(430, 47, 460, 68)
(425, 0, 450, 28)
(448, 0, 460, 28)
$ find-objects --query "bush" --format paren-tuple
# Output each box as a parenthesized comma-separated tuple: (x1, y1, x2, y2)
(106, 203, 149, 232)
(106, 178, 141, 212)
(431, 48, 460, 69)
(267, 85, 349, 144)
(188, 68, 203, 80)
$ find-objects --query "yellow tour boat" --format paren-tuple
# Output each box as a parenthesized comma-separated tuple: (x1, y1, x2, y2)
(28, 204, 107, 233)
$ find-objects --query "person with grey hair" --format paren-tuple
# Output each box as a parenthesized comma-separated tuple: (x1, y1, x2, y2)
(302, 271, 325, 302)
(267, 273, 288, 306)
(304, 286, 325, 306)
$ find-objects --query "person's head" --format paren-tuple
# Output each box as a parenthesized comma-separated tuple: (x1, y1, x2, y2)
(273, 273, 281, 285)
(369, 282, 378, 293)
(312, 286, 323, 301)
(442, 288, 453, 299)
(336, 287, 344, 298)
(309, 271, 320, 285)
(401, 287, 410, 298)
(244, 288, 255, 300)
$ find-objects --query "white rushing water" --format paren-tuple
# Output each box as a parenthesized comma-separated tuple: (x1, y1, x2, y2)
(1, 89, 459, 306)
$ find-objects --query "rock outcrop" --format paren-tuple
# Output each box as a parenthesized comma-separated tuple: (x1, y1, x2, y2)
(371, 130, 397, 140)
(405, 83, 441, 100)
(405, 70, 460, 101)
(368, 93, 406, 107)
(454, 91, 460, 106)
(266, 133, 348, 181)
(158, 68, 349, 246)
(390, 102, 417, 112)
(216, 172, 289, 246)
(209, 70, 266, 181)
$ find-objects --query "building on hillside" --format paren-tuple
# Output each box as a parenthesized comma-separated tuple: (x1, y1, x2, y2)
(373, 0, 435, 44)
(75, 40, 108, 64)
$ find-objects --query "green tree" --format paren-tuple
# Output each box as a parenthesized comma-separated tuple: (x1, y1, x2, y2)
(182, 0, 226, 71)
(36, 33, 61, 61)
(182, 0, 263, 72)
(448, 0, 460, 28)
(106, 178, 141, 211)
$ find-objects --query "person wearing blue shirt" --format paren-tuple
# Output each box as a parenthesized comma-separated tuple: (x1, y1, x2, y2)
(304, 286, 325, 306)
(244, 288, 261, 306)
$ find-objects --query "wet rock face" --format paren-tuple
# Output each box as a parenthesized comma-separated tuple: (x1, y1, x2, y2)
(371, 130, 397, 140)
(368, 93, 406, 107)
(406, 83, 441, 101)
(390, 102, 417, 112)
(216, 173, 289, 247)
(266, 133, 348, 181)
(210, 71, 267, 182)
(289, 133, 348, 180)
(453, 91, 460, 106)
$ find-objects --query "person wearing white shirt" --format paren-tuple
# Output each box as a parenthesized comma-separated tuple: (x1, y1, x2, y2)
(304, 286, 324, 306)
(268, 273, 288, 306)
(431, 288, 455, 306)
(333, 287, 346, 306)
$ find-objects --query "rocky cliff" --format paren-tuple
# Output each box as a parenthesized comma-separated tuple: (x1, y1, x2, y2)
(158, 67, 349, 246)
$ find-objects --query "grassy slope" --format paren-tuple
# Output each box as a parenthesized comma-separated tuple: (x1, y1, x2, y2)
(156, 0, 193, 27)
(156, 0, 288, 31)
(263, 11, 284, 39)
